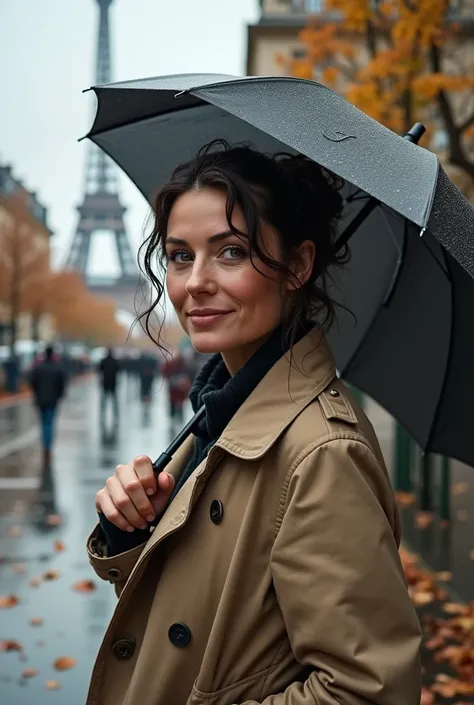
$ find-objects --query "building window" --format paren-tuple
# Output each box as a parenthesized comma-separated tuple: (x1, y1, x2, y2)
(292, 0, 323, 11)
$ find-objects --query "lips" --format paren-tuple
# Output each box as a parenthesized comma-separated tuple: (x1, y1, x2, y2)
(187, 310, 232, 327)
(187, 309, 231, 317)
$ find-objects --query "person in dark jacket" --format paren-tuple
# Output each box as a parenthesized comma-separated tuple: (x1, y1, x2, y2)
(29, 344, 67, 467)
(98, 349, 121, 431)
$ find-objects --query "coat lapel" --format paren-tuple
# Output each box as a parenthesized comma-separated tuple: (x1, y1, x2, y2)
(216, 331, 337, 459)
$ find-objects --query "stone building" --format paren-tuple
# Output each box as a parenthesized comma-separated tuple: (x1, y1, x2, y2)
(0, 164, 53, 348)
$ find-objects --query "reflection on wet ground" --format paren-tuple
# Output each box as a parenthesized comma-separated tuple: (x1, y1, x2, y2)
(0, 376, 187, 705)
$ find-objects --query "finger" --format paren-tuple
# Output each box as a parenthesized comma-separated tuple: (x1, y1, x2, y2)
(116, 463, 156, 524)
(96, 488, 135, 532)
(150, 473, 175, 515)
(106, 476, 149, 530)
(133, 455, 157, 496)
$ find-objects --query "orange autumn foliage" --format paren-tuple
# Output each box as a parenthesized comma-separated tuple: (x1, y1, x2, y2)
(282, 0, 474, 194)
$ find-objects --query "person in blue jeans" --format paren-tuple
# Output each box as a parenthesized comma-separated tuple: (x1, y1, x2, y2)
(29, 345, 67, 468)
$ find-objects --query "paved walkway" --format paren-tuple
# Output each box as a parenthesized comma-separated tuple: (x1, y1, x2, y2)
(0, 376, 188, 704)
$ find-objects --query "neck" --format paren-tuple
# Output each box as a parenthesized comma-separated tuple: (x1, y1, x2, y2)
(221, 330, 277, 376)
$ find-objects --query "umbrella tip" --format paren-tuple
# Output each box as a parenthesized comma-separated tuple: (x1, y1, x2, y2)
(403, 123, 426, 144)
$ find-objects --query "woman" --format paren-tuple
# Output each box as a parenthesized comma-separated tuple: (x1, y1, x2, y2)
(87, 142, 422, 705)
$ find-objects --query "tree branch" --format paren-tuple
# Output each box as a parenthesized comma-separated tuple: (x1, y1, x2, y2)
(458, 110, 474, 134)
(429, 43, 474, 180)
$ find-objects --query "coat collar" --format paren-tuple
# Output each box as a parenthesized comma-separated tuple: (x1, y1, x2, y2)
(215, 329, 336, 460)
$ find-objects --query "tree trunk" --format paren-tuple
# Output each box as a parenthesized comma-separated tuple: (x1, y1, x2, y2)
(429, 43, 474, 181)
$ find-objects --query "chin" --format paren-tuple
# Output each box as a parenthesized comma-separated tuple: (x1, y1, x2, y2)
(188, 330, 238, 355)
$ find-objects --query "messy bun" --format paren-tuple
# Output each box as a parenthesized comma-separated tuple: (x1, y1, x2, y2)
(139, 139, 349, 350)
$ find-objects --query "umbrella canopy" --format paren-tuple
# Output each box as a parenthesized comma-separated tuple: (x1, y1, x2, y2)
(84, 73, 474, 466)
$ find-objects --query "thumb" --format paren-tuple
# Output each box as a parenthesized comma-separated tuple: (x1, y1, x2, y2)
(150, 473, 175, 515)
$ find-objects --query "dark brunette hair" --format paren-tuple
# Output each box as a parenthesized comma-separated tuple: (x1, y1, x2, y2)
(138, 140, 349, 351)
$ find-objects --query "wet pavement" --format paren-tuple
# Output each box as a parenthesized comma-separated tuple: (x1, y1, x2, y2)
(0, 375, 188, 705)
(1, 381, 473, 704)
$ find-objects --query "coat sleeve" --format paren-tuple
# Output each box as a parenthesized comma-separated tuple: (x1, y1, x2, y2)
(86, 523, 147, 598)
(241, 438, 422, 705)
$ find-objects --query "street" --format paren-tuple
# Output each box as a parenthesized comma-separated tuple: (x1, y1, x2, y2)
(0, 375, 188, 704)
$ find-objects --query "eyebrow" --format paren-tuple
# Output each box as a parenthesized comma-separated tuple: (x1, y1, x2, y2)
(165, 229, 245, 246)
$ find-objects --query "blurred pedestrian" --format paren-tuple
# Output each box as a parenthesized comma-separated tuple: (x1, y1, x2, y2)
(137, 353, 159, 424)
(161, 351, 191, 427)
(29, 344, 66, 468)
(98, 348, 120, 431)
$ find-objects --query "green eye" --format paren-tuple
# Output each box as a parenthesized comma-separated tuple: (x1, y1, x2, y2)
(168, 250, 191, 263)
(222, 246, 246, 260)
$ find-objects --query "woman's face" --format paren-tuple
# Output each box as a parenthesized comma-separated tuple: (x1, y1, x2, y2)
(164, 187, 289, 371)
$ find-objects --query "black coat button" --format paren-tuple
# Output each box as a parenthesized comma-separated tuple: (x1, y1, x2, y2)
(111, 636, 136, 660)
(210, 499, 224, 525)
(108, 568, 121, 580)
(168, 623, 192, 648)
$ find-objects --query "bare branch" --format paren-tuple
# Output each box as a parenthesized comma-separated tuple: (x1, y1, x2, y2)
(459, 110, 474, 134)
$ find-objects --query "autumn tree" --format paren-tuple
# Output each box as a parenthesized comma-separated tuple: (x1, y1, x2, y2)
(281, 0, 474, 196)
(0, 191, 52, 356)
(51, 275, 127, 347)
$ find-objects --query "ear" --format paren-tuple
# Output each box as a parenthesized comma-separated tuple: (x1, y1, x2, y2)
(287, 240, 316, 290)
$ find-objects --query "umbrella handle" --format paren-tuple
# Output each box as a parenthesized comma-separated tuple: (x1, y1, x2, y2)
(152, 406, 205, 474)
(403, 123, 426, 144)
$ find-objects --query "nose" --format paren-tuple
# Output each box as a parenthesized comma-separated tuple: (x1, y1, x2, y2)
(185, 258, 217, 298)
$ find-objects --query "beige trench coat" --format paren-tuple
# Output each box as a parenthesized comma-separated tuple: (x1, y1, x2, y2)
(86, 331, 422, 705)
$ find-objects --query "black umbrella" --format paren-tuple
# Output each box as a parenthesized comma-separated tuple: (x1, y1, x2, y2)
(83, 74, 474, 467)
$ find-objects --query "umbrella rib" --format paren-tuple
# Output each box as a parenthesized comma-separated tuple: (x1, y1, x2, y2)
(423, 250, 454, 454)
(419, 233, 451, 281)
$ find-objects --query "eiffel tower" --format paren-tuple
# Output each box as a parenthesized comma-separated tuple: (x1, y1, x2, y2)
(65, 0, 139, 315)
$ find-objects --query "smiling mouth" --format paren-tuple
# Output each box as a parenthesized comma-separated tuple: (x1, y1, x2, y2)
(188, 311, 232, 327)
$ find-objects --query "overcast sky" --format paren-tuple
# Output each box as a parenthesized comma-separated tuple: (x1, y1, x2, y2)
(0, 0, 258, 278)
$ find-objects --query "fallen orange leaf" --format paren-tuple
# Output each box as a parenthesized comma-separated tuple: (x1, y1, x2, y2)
(8, 525, 23, 537)
(43, 570, 61, 581)
(394, 491, 416, 507)
(53, 540, 65, 552)
(22, 668, 38, 678)
(412, 591, 435, 606)
(420, 687, 435, 705)
(45, 680, 61, 690)
(0, 594, 19, 608)
(452, 482, 469, 495)
(415, 511, 433, 529)
(443, 603, 470, 615)
(436, 571, 453, 582)
(0, 639, 22, 652)
(425, 636, 445, 650)
(11, 563, 26, 574)
(29, 617, 43, 626)
(72, 579, 96, 593)
(53, 657, 77, 671)
(46, 514, 62, 526)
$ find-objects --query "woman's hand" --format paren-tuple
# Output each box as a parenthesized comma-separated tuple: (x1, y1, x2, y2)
(95, 455, 175, 532)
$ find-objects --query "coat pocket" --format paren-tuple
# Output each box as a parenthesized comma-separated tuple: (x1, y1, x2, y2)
(188, 660, 286, 705)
